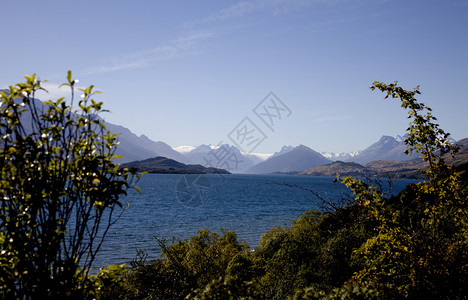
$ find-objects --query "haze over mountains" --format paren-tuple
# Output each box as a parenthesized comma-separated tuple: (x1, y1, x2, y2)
(109, 119, 464, 175)
(183, 144, 258, 173)
(104, 122, 190, 164)
(12, 94, 463, 175)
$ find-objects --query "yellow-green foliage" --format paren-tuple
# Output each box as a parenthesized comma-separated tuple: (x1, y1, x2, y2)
(341, 82, 468, 299)
(0, 72, 140, 299)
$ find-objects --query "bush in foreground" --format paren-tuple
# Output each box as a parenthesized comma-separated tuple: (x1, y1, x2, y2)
(0, 73, 140, 298)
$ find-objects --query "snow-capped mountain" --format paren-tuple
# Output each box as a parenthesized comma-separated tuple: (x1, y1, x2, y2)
(321, 151, 360, 161)
(268, 145, 294, 160)
(350, 135, 413, 164)
(173, 145, 196, 153)
(182, 144, 257, 173)
(395, 135, 405, 142)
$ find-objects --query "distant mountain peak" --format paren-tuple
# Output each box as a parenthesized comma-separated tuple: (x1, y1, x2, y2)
(174, 145, 196, 153)
(247, 144, 330, 174)
(294, 144, 312, 151)
(269, 145, 294, 159)
(379, 135, 398, 143)
(322, 151, 360, 161)
(183, 143, 258, 173)
(189, 144, 213, 153)
(349, 134, 414, 164)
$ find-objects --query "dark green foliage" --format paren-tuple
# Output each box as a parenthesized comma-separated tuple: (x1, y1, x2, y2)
(291, 285, 379, 300)
(119, 229, 248, 299)
(114, 207, 374, 299)
(254, 211, 325, 299)
(252, 208, 375, 299)
(0, 73, 140, 298)
(88, 263, 129, 299)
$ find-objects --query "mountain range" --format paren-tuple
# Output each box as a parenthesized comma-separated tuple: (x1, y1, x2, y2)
(300, 138, 468, 179)
(321, 135, 414, 164)
(9, 94, 465, 175)
(102, 123, 466, 175)
(321, 151, 360, 161)
(182, 144, 259, 173)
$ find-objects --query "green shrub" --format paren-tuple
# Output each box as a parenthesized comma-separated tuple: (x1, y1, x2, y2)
(342, 82, 468, 298)
(0, 72, 140, 298)
(120, 229, 248, 299)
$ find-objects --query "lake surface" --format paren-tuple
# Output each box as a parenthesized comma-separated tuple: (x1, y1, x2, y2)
(93, 174, 419, 268)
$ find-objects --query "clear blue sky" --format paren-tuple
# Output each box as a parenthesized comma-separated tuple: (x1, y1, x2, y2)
(1, 0, 467, 154)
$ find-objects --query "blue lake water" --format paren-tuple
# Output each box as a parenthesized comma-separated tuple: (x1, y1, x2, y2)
(93, 174, 419, 268)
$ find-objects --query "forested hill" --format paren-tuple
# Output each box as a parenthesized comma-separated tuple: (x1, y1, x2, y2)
(121, 156, 230, 174)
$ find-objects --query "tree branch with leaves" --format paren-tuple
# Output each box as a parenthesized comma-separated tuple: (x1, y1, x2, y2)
(0, 72, 141, 299)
